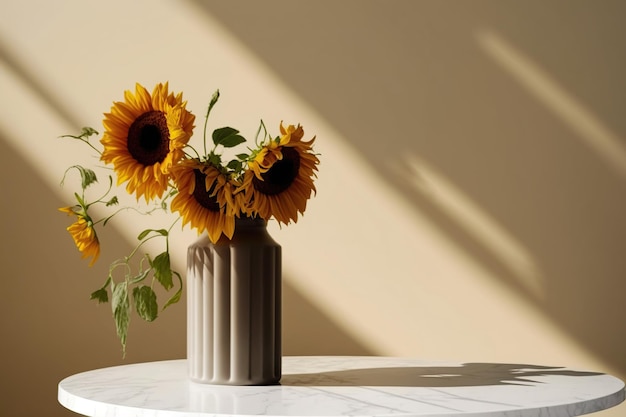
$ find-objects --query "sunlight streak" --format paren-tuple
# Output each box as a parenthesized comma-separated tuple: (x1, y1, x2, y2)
(395, 154, 543, 299)
(0, 0, 615, 381)
(477, 29, 626, 180)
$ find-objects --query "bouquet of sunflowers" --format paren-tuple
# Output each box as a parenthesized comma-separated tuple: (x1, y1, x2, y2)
(59, 83, 319, 353)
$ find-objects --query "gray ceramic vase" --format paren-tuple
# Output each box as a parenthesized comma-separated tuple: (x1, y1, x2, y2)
(186, 217, 281, 385)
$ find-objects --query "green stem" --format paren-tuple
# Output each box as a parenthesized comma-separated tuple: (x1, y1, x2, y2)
(87, 176, 114, 208)
(60, 134, 102, 155)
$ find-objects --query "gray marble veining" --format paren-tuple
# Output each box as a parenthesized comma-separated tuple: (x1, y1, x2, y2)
(58, 356, 625, 417)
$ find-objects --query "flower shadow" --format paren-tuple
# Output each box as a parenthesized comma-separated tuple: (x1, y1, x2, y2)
(281, 362, 603, 387)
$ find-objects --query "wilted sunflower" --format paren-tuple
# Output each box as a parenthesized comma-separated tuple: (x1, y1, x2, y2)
(171, 159, 241, 243)
(100, 82, 195, 202)
(59, 206, 100, 266)
(240, 122, 319, 225)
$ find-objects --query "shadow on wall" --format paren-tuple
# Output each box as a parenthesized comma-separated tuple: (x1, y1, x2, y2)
(0, 134, 372, 416)
(0, 35, 81, 129)
(283, 284, 373, 356)
(191, 0, 626, 375)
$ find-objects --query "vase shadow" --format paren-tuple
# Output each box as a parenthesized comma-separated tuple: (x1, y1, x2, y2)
(280, 362, 603, 387)
(282, 283, 374, 356)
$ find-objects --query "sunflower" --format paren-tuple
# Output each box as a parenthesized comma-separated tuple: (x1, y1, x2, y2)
(100, 82, 195, 202)
(59, 206, 100, 266)
(240, 122, 319, 225)
(170, 159, 242, 243)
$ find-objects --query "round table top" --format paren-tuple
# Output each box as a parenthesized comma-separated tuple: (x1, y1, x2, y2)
(58, 356, 624, 417)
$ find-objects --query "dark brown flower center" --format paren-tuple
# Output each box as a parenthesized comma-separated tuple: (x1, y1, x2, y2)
(127, 111, 170, 166)
(253, 147, 300, 195)
(193, 169, 221, 212)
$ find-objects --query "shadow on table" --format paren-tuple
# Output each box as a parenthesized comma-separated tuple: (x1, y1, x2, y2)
(281, 363, 603, 387)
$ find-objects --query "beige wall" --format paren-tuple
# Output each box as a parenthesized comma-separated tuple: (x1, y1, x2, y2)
(1, 1, 625, 416)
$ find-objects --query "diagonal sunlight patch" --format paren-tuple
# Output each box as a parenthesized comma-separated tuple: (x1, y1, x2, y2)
(476, 29, 626, 180)
(393, 154, 543, 299)
(1, 1, 614, 373)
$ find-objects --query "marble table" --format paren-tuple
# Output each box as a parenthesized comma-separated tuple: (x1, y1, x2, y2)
(58, 356, 625, 417)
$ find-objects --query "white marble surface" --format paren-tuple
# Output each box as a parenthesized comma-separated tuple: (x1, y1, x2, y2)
(58, 356, 624, 417)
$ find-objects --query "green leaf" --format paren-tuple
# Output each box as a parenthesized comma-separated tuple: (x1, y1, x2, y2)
(236, 153, 249, 160)
(163, 271, 183, 310)
(220, 134, 246, 148)
(80, 126, 99, 138)
(226, 159, 242, 172)
(77, 166, 98, 189)
(61, 165, 97, 189)
(207, 153, 222, 166)
(106, 196, 119, 207)
(133, 285, 158, 322)
(213, 126, 238, 145)
(73, 192, 86, 208)
(137, 229, 151, 240)
(59, 127, 99, 141)
(111, 281, 130, 355)
(151, 252, 173, 290)
(90, 276, 111, 303)
(137, 229, 168, 240)
(90, 288, 109, 303)
(212, 127, 246, 148)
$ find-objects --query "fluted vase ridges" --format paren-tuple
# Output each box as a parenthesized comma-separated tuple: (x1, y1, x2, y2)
(187, 218, 281, 385)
